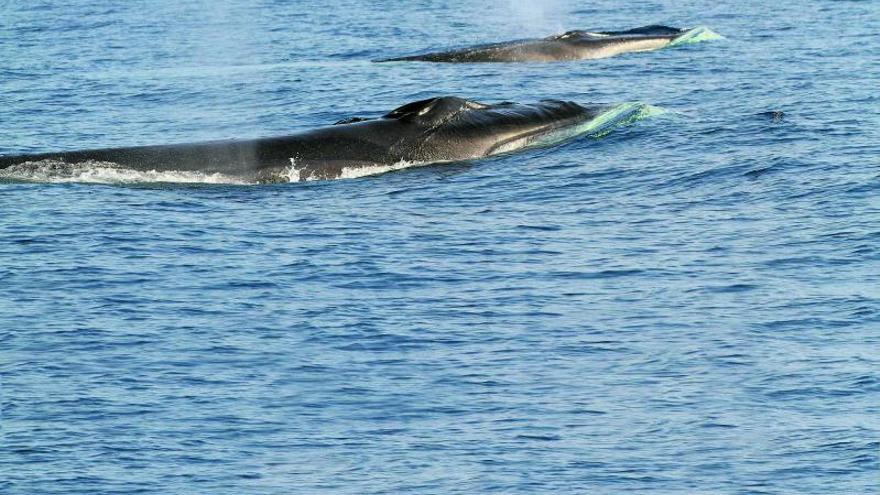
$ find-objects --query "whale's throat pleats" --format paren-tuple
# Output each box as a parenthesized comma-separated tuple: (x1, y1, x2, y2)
(383, 97, 489, 126)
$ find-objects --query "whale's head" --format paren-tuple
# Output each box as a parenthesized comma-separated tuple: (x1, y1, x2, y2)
(383, 96, 600, 136)
(374, 96, 604, 162)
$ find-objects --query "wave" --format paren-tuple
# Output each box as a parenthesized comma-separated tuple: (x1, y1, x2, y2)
(0, 160, 250, 185)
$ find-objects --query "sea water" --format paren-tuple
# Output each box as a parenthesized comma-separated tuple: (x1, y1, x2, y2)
(1, 1, 878, 493)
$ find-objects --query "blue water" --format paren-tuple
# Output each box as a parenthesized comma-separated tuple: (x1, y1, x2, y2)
(1, 1, 879, 493)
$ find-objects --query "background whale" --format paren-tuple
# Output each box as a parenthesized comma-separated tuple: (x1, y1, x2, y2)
(377, 25, 719, 63)
(0, 97, 649, 183)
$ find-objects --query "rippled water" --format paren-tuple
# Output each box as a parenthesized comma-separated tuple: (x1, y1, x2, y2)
(1, 1, 878, 493)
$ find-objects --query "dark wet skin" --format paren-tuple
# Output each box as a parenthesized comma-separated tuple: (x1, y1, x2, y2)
(0, 97, 609, 182)
(376, 25, 689, 63)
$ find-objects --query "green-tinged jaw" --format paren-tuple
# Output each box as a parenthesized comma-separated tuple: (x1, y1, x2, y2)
(668, 26, 725, 47)
(527, 102, 662, 150)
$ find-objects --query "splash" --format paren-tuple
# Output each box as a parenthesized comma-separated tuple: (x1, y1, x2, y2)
(283, 158, 310, 183)
(668, 26, 725, 47)
(0, 160, 250, 185)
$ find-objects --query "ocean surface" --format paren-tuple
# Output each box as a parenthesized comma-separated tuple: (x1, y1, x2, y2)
(1, 0, 878, 493)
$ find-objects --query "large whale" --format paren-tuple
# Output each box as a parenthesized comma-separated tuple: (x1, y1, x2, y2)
(377, 25, 715, 63)
(0, 97, 646, 183)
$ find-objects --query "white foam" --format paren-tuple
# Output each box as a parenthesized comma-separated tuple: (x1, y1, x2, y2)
(0, 160, 251, 185)
(283, 157, 434, 182)
(336, 160, 426, 180)
(283, 158, 308, 183)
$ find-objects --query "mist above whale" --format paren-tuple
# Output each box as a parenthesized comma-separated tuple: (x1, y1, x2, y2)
(0, 97, 651, 183)
(377, 25, 720, 63)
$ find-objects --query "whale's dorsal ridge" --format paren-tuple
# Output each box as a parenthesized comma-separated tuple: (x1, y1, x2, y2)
(383, 97, 488, 125)
(551, 30, 617, 41)
(553, 30, 591, 40)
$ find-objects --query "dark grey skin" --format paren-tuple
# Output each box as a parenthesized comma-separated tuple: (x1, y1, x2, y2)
(0, 97, 615, 182)
(377, 25, 689, 63)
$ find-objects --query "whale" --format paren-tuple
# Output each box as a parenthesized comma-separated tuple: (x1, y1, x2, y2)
(0, 97, 647, 183)
(377, 25, 715, 63)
